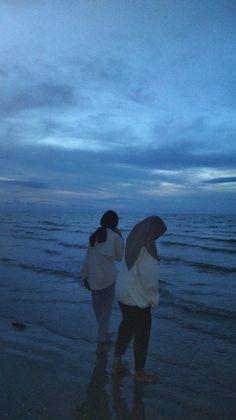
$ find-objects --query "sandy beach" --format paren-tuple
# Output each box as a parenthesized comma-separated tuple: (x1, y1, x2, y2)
(1, 266, 236, 419)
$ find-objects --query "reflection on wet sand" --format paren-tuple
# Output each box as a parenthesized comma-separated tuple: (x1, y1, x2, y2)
(112, 375, 145, 420)
(77, 353, 146, 420)
(77, 353, 111, 420)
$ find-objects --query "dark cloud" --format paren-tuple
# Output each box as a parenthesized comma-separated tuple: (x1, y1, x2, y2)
(0, 80, 76, 115)
(0, 136, 235, 181)
(0, 178, 47, 189)
(68, 55, 155, 107)
(202, 177, 236, 184)
(102, 141, 236, 171)
(0, 0, 236, 212)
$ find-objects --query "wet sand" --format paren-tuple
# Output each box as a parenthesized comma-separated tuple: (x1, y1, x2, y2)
(1, 266, 236, 419)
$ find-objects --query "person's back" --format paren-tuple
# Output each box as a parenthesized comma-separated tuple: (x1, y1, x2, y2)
(82, 228, 123, 290)
(116, 246, 160, 308)
(112, 215, 167, 383)
(80, 210, 124, 354)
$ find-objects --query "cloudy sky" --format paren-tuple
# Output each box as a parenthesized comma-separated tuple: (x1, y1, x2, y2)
(0, 0, 236, 213)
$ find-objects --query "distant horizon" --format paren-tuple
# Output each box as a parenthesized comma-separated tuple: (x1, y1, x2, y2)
(1, 203, 235, 217)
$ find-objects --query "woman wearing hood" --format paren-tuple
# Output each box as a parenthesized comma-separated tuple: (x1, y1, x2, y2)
(112, 215, 167, 383)
(81, 210, 124, 355)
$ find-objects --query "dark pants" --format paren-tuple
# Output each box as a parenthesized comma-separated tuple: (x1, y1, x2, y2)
(114, 302, 151, 370)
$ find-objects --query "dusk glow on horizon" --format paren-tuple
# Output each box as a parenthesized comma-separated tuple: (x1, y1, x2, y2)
(0, 0, 236, 213)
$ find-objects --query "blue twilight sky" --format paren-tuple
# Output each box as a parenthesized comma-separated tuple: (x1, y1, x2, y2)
(0, 0, 236, 213)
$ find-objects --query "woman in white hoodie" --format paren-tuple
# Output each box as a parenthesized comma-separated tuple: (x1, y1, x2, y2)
(112, 216, 167, 383)
(81, 210, 124, 354)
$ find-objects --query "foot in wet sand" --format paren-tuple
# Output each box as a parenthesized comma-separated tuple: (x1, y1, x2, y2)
(12, 321, 26, 331)
(112, 357, 129, 375)
(135, 370, 158, 384)
(96, 343, 107, 355)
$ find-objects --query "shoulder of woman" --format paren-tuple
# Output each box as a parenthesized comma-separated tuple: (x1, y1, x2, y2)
(139, 247, 159, 264)
(106, 228, 121, 239)
(106, 228, 114, 237)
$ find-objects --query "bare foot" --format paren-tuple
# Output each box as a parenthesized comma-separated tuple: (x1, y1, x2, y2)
(135, 370, 158, 384)
(96, 343, 107, 355)
(112, 357, 129, 375)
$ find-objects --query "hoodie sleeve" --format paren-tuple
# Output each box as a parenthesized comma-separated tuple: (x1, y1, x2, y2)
(100, 230, 124, 261)
(114, 234, 124, 261)
(137, 250, 160, 307)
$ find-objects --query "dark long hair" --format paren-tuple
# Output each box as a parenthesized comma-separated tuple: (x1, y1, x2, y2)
(89, 210, 119, 247)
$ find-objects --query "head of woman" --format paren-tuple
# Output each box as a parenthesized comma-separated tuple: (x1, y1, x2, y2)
(89, 210, 119, 246)
(100, 210, 119, 230)
(125, 215, 167, 270)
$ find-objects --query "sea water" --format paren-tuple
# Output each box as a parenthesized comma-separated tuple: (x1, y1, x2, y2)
(1, 211, 235, 324)
(0, 210, 236, 418)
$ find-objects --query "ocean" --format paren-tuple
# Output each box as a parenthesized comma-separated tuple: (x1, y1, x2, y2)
(1, 210, 236, 419)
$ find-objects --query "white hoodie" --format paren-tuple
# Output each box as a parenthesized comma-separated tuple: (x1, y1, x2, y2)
(81, 228, 124, 290)
(115, 247, 160, 308)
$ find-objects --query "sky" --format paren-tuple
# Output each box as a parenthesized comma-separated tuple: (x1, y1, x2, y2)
(0, 0, 236, 214)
